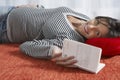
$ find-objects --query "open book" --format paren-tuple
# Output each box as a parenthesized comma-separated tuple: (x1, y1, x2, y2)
(62, 39, 105, 74)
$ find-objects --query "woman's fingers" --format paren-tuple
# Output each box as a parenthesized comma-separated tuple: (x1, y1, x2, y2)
(51, 55, 78, 67)
(56, 59, 77, 66)
(52, 56, 74, 62)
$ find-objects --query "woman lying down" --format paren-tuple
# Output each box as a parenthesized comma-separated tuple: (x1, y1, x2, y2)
(0, 4, 120, 67)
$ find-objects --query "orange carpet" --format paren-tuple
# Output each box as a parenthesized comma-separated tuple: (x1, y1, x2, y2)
(0, 44, 120, 80)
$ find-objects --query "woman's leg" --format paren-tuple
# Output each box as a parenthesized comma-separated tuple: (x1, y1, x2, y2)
(0, 4, 44, 43)
(0, 6, 15, 43)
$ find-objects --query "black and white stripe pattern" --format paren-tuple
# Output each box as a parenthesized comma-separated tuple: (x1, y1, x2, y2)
(7, 7, 90, 59)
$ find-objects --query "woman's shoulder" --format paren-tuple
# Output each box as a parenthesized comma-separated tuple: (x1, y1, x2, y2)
(56, 7, 90, 20)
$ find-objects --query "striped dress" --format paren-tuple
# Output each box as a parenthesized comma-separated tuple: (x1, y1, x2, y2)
(7, 7, 90, 59)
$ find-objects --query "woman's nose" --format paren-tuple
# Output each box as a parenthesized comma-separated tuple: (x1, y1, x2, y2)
(88, 25, 98, 35)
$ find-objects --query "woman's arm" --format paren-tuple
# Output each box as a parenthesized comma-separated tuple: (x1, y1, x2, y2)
(20, 37, 65, 59)
(19, 39, 58, 59)
(19, 37, 77, 67)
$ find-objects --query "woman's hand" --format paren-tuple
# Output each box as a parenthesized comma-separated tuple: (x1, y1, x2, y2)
(51, 46, 78, 68)
(16, 3, 39, 8)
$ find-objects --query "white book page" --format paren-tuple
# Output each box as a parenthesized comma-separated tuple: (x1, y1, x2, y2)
(62, 39, 105, 73)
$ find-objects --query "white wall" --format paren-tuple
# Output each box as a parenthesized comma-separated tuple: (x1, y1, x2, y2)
(0, 0, 120, 19)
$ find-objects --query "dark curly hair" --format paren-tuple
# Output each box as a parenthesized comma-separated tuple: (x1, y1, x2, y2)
(95, 16, 120, 37)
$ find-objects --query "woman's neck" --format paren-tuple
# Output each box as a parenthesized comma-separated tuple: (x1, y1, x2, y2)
(67, 15, 88, 41)
(67, 15, 86, 29)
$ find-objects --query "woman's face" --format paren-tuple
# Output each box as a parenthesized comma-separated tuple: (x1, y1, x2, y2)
(76, 19, 110, 39)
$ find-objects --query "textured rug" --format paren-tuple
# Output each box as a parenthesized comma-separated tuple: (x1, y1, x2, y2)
(0, 44, 120, 80)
